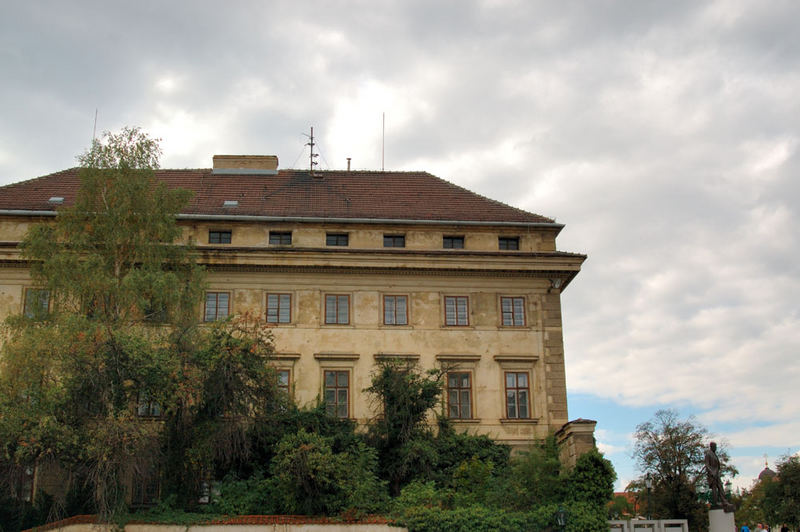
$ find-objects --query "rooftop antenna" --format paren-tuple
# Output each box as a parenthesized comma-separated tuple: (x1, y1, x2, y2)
(92, 108, 98, 143)
(305, 126, 319, 176)
(381, 112, 385, 171)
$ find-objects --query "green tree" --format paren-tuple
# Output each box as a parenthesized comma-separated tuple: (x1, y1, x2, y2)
(0, 128, 282, 520)
(632, 409, 737, 531)
(762, 455, 800, 527)
(565, 448, 616, 507)
(365, 359, 444, 494)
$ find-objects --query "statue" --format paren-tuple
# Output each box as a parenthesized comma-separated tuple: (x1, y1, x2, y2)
(705, 442, 733, 512)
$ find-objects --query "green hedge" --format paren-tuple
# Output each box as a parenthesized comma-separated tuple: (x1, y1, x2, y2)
(397, 502, 607, 532)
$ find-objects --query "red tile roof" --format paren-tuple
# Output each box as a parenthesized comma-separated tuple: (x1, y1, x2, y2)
(0, 168, 555, 225)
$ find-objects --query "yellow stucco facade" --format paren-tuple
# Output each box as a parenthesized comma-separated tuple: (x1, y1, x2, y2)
(0, 158, 590, 455)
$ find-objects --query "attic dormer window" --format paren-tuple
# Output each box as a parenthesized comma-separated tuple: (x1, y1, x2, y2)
(223, 200, 239, 208)
(48, 196, 64, 204)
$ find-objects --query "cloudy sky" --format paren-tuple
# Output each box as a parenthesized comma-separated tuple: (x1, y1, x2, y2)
(2, 0, 798, 491)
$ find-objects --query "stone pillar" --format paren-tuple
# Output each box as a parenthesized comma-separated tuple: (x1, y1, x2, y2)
(708, 508, 735, 532)
(555, 418, 597, 469)
(541, 292, 568, 428)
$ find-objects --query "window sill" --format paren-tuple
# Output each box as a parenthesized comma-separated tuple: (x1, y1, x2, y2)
(378, 324, 413, 330)
(449, 418, 481, 424)
(265, 323, 296, 328)
(321, 324, 355, 328)
(499, 418, 540, 424)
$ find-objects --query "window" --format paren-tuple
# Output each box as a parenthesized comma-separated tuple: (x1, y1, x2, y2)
(326, 233, 349, 246)
(131, 472, 160, 508)
(443, 236, 464, 249)
(501, 296, 526, 327)
(277, 369, 290, 395)
(208, 230, 232, 244)
(444, 296, 469, 326)
(324, 294, 350, 324)
(383, 234, 405, 247)
(204, 292, 229, 322)
(505, 372, 530, 419)
(498, 236, 520, 250)
(269, 231, 292, 245)
(137, 390, 162, 418)
(23, 288, 50, 319)
(447, 372, 472, 419)
(383, 295, 408, 325)
(324, 370, 349, 418)
(266, 293, 291, 323)
(143, 299, 167, 323)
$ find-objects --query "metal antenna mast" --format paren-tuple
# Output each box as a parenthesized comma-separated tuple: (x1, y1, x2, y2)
(306, 126, 319, 174)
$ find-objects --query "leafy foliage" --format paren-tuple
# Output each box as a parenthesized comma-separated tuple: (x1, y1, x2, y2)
(565, 448, 616, 506)
(632, 409, 737, 530)
(762, 455, 800, 527)
(268, 429, 387, 515)
(0, 128, 281, 522)
(365, 359, 444, 494)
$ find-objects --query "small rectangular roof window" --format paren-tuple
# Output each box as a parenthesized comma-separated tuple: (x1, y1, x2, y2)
(222, 200, 239, 208)
(48, 196, 64, 204)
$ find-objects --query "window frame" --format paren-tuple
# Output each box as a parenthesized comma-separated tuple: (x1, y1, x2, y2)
(383, 294, 409, 326)
(269, 231, 292, 245)
(443, 235, 465, 249)
(23, 288, 50, 319)
(136, 390, 163, 418)
(266, 293, 292, 324)
(204, 291, 230, 322)
(277, 368, 291, 396)
(383, 234, 406, 248)
(131, 471, 160, 509)
(324, 294, 350, 325)
(446, 371, 473, 419)
(504, 371, 531, 419)
(208, 229, 232, 244)
(444, 295, 469, 326)
(498, 236, 520, 250)
(500, 296, 526, 327)
(325, 233, 349, 246)
(323, 369, 350, 418)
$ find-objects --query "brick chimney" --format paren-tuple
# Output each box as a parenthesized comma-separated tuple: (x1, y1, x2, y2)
(212, 155, 279, 175)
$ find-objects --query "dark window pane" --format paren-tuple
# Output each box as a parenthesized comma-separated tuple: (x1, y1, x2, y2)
(209, 230, 231, 244)
(269, 232, 292, 245)
(499, 237, 519, 250)
(383, 235, 405, 247)
(326, 233, 349, 246)
(443, 236, 464, 249)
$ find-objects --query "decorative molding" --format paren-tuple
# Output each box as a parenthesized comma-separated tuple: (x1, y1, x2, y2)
(313, 352, 360, 361)
(435, 353, 481, 362)
(272, 352, 301, 360)
(493, 354, 540, 363)
(499, 418, 541, 424)
(373, 353, 420, 362)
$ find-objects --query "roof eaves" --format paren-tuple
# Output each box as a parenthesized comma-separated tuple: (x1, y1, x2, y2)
(176, 213, 565, 229)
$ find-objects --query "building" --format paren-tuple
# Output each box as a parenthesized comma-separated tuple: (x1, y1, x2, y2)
(0, 154, 592, 460)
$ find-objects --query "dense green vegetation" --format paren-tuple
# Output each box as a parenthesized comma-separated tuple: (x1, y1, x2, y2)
(629, 409, 738, 531)
(0, 129, 615, 532)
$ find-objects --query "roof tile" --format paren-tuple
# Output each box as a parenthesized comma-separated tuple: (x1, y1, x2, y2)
(0, 168, 554, 224)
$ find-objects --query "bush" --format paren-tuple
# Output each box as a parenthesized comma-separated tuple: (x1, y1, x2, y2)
(565, 449, 615, 507)
(268, 429, 387, 515)
(397, 501, 607, 532)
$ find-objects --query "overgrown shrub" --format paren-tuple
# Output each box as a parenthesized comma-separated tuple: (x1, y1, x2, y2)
(268, 429, 388, 515)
